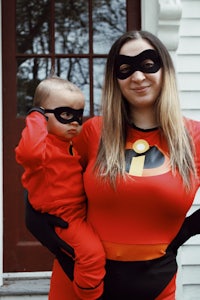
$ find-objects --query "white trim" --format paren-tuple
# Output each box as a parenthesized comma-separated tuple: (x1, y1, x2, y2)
(0, 0, 3, 287)
(141, 0, 159, 34)
(176, 249, 184, 300)
(157, 0, 182, 51)
(3, 272, 51, 279)
(142, 0, 182, 53)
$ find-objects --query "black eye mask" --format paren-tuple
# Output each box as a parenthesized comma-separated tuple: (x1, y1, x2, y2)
(44, 107, 84, 125)
(116, 49, 162, 80)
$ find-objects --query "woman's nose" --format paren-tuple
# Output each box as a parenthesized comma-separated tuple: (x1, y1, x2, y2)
(130, 70, 146, 81)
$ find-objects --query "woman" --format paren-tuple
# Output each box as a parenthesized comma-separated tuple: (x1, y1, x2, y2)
(26, 30, 200, 299)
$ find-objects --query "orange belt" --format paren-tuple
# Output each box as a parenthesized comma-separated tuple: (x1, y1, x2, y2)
(102, 241, 168, 261)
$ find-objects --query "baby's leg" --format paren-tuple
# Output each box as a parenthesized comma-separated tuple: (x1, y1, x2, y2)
(56, 220, 106, 300)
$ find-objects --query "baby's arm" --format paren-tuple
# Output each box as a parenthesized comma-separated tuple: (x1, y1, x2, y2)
(15, 108, 48, 166)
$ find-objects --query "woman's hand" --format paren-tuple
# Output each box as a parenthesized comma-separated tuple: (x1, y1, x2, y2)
(167, 208, 200, 254)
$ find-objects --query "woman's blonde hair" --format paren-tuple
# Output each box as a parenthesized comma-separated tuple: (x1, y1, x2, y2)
(95, 30, 196, 190)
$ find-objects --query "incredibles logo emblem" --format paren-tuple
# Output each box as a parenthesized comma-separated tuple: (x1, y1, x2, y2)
(125, 139, 171, 177)
(130, 140, 150, 176)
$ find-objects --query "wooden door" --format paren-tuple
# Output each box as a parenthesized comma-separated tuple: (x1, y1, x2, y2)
(2, 0, 141, 272)
(2, 1, 55, 272)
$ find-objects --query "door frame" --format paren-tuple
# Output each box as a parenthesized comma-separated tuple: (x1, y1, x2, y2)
(0, 0, 3, 285)
(0, 0, 179, 285)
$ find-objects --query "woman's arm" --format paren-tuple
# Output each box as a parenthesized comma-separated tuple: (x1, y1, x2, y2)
(167, 208, 200, 254)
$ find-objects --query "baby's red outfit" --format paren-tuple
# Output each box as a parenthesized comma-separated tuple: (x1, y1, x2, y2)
(15, 112, 105, 300)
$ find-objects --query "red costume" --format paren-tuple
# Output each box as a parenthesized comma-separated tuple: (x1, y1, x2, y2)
(49, 116, 200, 299)
(15, 112, 105, 300)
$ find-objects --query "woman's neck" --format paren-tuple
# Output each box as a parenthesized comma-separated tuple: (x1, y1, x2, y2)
(129, 108, 158, 130)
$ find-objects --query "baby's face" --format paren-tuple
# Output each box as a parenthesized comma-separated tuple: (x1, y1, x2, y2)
(44, 88, 85, 141)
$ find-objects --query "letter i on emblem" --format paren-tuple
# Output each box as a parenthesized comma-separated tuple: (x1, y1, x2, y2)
(129, 139, 150, 176)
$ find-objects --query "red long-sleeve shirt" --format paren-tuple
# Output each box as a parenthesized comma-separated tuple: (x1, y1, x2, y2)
(15, 112, 86, 222)
(48, 116, 200, 299)
(74, 116, 200, 249)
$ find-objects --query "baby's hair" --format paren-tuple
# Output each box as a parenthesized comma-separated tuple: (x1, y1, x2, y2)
(33, 75, 81, 107)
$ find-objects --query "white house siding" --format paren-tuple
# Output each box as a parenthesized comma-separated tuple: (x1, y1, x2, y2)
(0, 1, 199, 299)
(176, 0, 200, 299)
(177, 0, 200, 121)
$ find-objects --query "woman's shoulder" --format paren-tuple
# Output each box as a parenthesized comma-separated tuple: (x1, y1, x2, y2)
(74, 116, 102, 167)
(83, 115, 102, 127)
(184, 117, 200, 134)
(74, 116, 102, 149)
(82, 116, 102, 136)
(184, 117, 200, 150)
